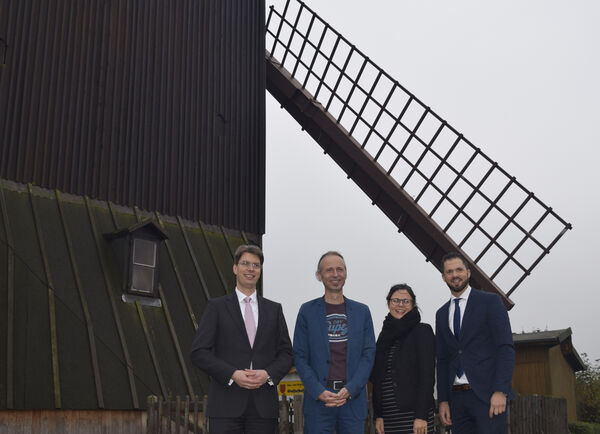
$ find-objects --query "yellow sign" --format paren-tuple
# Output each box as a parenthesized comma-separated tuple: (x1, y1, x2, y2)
(278, 380, 304, 396)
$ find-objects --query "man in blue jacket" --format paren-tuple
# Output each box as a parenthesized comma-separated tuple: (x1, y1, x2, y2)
(293, 251, 376, 434)
(436, 251, 515, 433)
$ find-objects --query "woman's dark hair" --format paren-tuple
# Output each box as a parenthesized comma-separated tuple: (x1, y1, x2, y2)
(386, 283, 417, 308)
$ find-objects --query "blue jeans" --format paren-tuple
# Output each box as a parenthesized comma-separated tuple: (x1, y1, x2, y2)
(303, 394, 365, 434)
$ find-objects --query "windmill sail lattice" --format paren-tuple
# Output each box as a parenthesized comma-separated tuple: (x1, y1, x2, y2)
(266, 0, 571, 308)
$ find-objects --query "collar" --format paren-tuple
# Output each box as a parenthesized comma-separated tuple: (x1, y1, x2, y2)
(235, 287, 257, 302)
(451, 286, 472, 302)
(322, 294, 346, 305)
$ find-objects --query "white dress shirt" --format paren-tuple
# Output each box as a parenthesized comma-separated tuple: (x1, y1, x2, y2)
(448, 286, 471, 385)
(233, 288, 274, 386)
(228, 288, 260, 382)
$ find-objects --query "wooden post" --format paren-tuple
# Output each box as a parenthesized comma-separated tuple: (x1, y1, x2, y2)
(147, 395, 158, 434)
(175, 395, 181, 434)
(166, 395, 172, 434)
(158, 396, 164, 434)
(183, 396, 190, 434)
(292, 395, 304, 433)
(279, 394, 290, 434)
(202, 395, 208, 433)
(193, 395, 199, 434)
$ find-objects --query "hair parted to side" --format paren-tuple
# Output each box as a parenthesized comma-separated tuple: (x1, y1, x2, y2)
(316, 251, 345, 273)
(234, 244, 264, 265)
(440, 251, 469, 271)
(386, 283, 418, 308)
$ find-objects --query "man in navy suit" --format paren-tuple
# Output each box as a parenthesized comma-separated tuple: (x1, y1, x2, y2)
(435, 251, 515, 433)
(293, 251, 376, 434)
(190, 245, 293, 434)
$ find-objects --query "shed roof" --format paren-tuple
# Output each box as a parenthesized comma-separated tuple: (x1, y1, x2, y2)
(513, 328, 585, 372)
(0, 179, 260, 410)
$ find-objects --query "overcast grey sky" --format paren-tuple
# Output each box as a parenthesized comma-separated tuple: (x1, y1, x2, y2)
(263, 0, 600, 362)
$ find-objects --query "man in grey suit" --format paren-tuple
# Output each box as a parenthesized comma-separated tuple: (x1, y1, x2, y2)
(436, 251, 515, 433)
(190, 245, 293, 434)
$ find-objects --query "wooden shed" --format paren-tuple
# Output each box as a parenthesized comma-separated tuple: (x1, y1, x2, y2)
(512, 328, 585, 422)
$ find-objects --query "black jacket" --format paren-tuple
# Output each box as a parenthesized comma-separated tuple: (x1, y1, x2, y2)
(190, 292, 293, 418)
(371, 322, 435, 420)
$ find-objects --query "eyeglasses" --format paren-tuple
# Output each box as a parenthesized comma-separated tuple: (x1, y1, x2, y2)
(238, 260, 261, 270)
(389, 298, 412, 306)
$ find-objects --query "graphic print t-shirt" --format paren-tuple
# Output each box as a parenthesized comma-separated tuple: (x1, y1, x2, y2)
(325, 302, 347, 381)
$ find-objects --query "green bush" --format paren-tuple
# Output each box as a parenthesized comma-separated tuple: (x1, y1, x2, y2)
(569, 421, 600, 434)
(576, 354, 600, 423)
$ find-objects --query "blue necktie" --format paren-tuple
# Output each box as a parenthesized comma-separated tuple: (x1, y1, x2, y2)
(454, 298, 464, 378)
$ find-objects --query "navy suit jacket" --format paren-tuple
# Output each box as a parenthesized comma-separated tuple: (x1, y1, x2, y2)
(190, 292, 293, 418)
(293, 296, 376, 418)
(435, 288, 515, 404)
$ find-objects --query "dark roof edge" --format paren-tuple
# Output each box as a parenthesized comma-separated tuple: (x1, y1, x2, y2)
(512, 328, 572, 346)
(513, 328, 586, 372)
(1, 179, 260, 241)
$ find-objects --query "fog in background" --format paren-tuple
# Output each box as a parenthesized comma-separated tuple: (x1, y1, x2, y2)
(263, 1, 600, 362)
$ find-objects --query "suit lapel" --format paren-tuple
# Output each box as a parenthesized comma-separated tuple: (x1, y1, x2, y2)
(317, 297, 330, 355)
(345, 298, 353, 361)
(459, 289, 478, 342)
(440, 300, 459, 348)
(225, 292, 250, 346)
(255, 295, 266, 345)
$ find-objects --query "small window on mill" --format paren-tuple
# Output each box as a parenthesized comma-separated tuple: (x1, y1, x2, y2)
(105, 219, 168, 305)
(131, 237, 157, 294)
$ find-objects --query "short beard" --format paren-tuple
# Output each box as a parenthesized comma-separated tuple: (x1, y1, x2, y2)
(447, 280, 469, 294)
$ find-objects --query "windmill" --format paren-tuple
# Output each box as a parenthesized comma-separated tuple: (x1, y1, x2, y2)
(265, 0, 571, 309)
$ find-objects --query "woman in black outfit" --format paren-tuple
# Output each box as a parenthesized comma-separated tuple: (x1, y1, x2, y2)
(371, 284, 435, 434)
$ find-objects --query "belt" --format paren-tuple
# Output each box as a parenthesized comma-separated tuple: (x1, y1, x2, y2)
(326, 380, 346, 391)
(452, 384, 472, 391)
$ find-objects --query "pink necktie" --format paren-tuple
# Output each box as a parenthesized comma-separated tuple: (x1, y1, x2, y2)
(244, 297, 256, 347)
